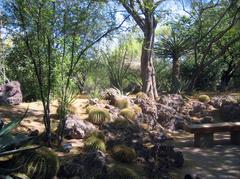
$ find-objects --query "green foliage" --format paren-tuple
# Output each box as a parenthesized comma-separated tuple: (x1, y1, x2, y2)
(114, 97, 129, 109)
(107, 165, 140, 179)
(111, 145, 136, 163)
(84, 135, 106, 152)
(119, 108, 136, 121)
(88, 108, 111, 125)
(198, 95, 211, 103)
(22, 147, 59, 179)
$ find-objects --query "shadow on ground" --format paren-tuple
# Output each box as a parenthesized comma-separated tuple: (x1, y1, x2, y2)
(170, 131, 240, 179)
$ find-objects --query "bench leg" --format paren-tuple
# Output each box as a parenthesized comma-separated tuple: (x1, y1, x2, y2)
(194, 133, 214, 147)
(231, 131, 240, 145)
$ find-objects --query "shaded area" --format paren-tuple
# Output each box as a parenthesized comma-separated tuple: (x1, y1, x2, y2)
(170, 131, 240, 179)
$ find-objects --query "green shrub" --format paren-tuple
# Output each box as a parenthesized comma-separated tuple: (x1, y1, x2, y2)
(114, 97, 129, 109)
(119, 108, 136, 121)
(84, 135, 106, 152)
(111, 145, 136, 163)
(107, 165, 140, 179)
(88, 108, 110, 125)
(198, 95, 211, 103)
(22, 147, 59, 179)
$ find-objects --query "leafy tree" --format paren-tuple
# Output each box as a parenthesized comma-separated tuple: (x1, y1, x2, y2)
(179, 0, 240, 91)
(119, 0, 166, 99)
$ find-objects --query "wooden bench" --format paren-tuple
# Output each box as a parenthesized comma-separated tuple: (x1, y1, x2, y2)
(184, 122, 240, 147)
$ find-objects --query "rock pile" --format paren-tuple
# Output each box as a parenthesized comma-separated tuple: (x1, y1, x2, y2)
(0, 81, 23, 105)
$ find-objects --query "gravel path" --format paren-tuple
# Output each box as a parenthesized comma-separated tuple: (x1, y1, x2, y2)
(170, 131, 240, 179)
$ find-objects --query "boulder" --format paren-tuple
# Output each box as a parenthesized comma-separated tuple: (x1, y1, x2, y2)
(134, 97, 157, 119)
(210, 96, 237, 108)
(58, 150, 106, 178)
(64, 115, 96, 139)
(0, 81, 22, 105)
(159, 94, 185, 112)
(220, 103, 240, 121)
(189, 101, 208, 118)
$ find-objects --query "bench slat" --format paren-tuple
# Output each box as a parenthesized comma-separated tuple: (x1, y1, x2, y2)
(184, 122, 240, 133)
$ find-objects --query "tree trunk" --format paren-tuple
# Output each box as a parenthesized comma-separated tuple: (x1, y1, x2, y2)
(141, 22, 158, 99)
(171, 56, 181, 93)
(187, 69, 201, 92)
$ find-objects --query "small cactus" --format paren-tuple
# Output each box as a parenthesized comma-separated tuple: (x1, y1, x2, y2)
(107, 165, 140, 179)
(198, 95, 210, 103)
(136, 92, 148, 99)
(111, 145, 136, 163)
(86, 131, 106, 142)
(88, 108, 110, 125)
(119, 108, 136, 121)
(84, 135, 106, 152)
(114, 97, 129, 109)
(22, 147, 59, 179)
(132, 105, 142, 114)
(86, 105, 97, 113)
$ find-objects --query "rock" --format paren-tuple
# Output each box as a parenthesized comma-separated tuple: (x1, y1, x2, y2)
(220, 103, 240, 121)
(210, 96, 237, 108)
(159, 94, 185, 112)
(101, 88, 121, 102)
(134, 97, 157, 118)
(58, 163, 84, 178)
(62, 143, 73, 153)
(64, 115, 96, 139)
(81, 150, 107, 178)
(189, 101, 208, 118)
(0, 81, 23, 105)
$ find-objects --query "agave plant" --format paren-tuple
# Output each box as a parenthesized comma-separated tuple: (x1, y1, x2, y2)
(0, 109, 40, 174)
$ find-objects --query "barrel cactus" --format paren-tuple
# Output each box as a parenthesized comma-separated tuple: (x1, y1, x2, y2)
(107, 165, 140, 179)
(114, 97, 129, 109)
(22, 147, 59, 179)
(88, 108, 110, 125)
(136, 92, 148, 99)
(111, 145, 136, 163)
(119, 108, 136, 121)
(198, 95, 210, 103)
(84, 134, 106, 152)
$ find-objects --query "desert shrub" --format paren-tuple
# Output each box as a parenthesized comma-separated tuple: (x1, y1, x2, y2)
(88, 108, 111, 125)
(84, 135, 106, 152)
(107, 165, 140, 179)
(119, 108, 136, 121)
(22, 147, 59, 179)
(136, 92, 148, 99)
(114, 97, 129, 109)
(111, 145, 136, 163)
(198, 95, 210, 103)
